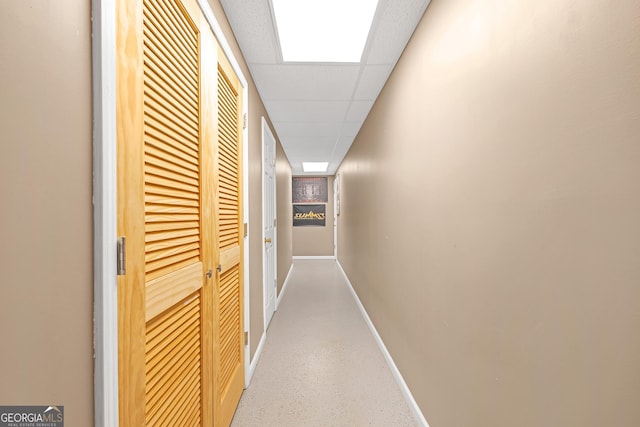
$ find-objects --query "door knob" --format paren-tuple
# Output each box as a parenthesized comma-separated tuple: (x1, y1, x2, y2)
(264, 238, 272, 244)
(206, 269, 213, 278)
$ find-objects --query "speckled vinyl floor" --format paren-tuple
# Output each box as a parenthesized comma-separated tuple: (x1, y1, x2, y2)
(230, 259, 417, 427)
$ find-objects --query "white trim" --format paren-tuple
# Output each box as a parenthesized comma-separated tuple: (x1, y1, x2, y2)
(333, 174, 339, 258)
(197, 0, 248, 89)
(246, 331, 267, 387)
(292, 255, 336, 260)
(336, 261, 430, 427)
(241, 66, 250, 387)
(276, 263, 294, 309)
(243, 136, 251, 387)
(92, 0, 118, 425)
(241, 78, 251, 386)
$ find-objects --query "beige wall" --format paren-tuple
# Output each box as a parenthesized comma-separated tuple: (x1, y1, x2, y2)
(337, 0, 640, 426)
(0, 1, 94, 425)
(292, 176, 335, 256)
(276, 145, 293, 293)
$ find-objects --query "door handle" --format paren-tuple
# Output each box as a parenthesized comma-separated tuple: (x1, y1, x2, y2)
(264, 238, 272, 244)
(206, 269, 213, 279)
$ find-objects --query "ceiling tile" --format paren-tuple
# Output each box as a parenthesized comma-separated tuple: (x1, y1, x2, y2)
(286, 145, 335, 160)
(251, 64, 361, 101)
(287, 136, 338, 150)
(274, 122, 342, 138)
(266, 100, 350, 123)
(354, 64, 394, 100)
(332, 135, 357, 159)
(220, 0, 280, 64)
(346, 100, 375, 122)
(365, 0, 431, 65)
(340, 122, 363, 138)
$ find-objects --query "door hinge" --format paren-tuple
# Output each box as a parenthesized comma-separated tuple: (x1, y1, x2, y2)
(117, 236, 126, 276)
(243, 113, 247, 130)
(244, 222, 248, 238)
(274, 218, 277, 227)
(244, 331, 248, 346)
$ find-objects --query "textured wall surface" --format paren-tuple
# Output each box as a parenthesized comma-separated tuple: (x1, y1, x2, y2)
(337, 0, 640, 425)
(0, 0, 94, 424)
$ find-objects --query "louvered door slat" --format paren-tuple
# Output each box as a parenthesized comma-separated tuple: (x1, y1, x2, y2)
(146, 326, 199, 389)
(143, 2, 197, 67)
(146, 162, 199, 188)
(154, 0, 197, 49)
(145, 144, 199, 176)
(146, 220, 199, 233)
(145, 117, 199, 162)
(152, 361, 200, 425)
(145, 292, 201, 425)
(147, 333, 200, 406)
(146, 227, 199, 243)
(143, 74, 199, 133)
(218, 154, 238, 175)
(142, 48, 198, 116)
(145, 175, 199, 197)
(145, 0, 197, 55)
(144, 95, 198, 143)
(142, 6, 198, 87)
(145, 202, 200, 215)
(145, 298, 199, 345)
(144, 246, 200, 277)
(146, 193, 199, 208)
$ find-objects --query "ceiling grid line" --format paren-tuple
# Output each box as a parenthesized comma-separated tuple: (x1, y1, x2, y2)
(221, 0, 431, 175)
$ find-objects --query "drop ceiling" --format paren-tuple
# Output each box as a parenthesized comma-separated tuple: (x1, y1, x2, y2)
(220, 0, 431, 175)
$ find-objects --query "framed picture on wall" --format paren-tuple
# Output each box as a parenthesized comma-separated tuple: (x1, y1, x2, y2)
(293, 204, 326, 226)
(292, 177, 328, 203)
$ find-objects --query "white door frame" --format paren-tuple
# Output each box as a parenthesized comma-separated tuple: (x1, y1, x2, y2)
(92, 0, 250, 424)
(92, 1, 118, 425)
(333, 174, 339, 258)
(262, 117, 277, 329)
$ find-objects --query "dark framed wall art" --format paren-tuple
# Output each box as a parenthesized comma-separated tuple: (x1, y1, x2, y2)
(293, 204, 326, 226)
(292, 176, 328, 203)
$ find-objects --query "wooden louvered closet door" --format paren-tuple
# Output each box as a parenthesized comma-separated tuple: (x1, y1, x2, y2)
(213, 45, 245, 427)
(116, 0, 218, 424)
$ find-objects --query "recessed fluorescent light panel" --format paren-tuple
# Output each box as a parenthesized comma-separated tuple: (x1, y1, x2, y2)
(302, 162, 329, 173)
(272, 0, 379, 63)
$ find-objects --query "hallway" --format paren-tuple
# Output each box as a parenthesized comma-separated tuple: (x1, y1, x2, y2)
(231, 260, 417, 426)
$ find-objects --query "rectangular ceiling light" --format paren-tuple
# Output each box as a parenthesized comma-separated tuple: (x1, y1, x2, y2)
(272, 0, 379, 63)
(302, 162, 329, 173)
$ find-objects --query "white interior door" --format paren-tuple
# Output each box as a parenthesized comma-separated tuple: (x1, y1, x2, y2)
(262, 118, 277, 327)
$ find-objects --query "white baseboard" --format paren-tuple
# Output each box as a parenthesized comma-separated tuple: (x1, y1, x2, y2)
(336, 261, 430, 427)
(277, 263, 294, 309)
(292, 255, 336, 260)
(246, 331, 266, 388)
